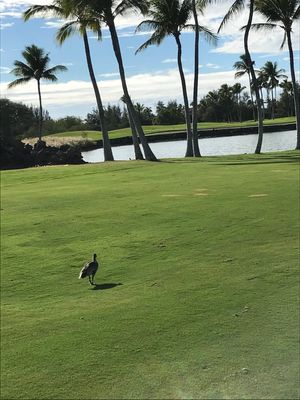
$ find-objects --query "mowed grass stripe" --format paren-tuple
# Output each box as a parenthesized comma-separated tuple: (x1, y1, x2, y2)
(1, 152, 299, 399)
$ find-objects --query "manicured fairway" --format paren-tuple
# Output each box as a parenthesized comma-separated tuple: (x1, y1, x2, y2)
(1, 152, 299, 399)
(47, 116, 296, 141)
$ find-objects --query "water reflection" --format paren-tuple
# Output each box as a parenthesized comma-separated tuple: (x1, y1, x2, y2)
(82, 130, 297, 163)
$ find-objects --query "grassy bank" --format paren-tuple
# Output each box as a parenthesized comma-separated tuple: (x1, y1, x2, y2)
(44, 116, 296, 142)
(1, 152, 299, 399)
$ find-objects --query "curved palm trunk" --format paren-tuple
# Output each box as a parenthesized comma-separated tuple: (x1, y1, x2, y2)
(37, 79, 43, 141)
(191, 0, 201, 157)
(244, 0, 264, 154)
(175, 34, 193, 157)
(286, 30, 300, 149)
(82, 30, 114, 161)
(248, 73, 256, 121)
(127, 106, 144, 160)
(107, 18, 157, 161)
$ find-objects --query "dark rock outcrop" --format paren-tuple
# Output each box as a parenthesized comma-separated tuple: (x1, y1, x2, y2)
(0, 139, 85, 170)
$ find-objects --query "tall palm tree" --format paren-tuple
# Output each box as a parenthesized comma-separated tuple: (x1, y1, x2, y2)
(252, 0, 300, 149)
(8, 44, 67, 141)
(23, 1, 114, 161)
(120, 96, 144, 160)
(219, 0, 264, 154)
(136, 0, 216, 157)
(79, 0, 157, 161)
(191, 0, 217, 157)
(260, 61, 287, 119)
(233, 54, 256, 121)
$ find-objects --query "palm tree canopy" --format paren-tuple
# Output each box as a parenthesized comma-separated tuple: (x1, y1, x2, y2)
(252, 0, 299, 47)
(260, 60, 287, 89)
(233, 54, 255, 78)
(8, 44, 67, 88)
(136, 0, 216, 52)
(24, 0, 102, 44)
(255, 0, 300, 30)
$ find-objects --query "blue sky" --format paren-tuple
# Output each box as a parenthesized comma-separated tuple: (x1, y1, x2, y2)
(1, 0, 299, 119)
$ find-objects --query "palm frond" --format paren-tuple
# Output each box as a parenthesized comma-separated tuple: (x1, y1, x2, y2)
(23, 4, 64, 20)
(248, 22, 278, 31)
(45, 65, 68, 75)
(7, 77, 32, 89)
(218, 0, 245, 33)
(41, 73, 59, 82)
(115, 0, 149, 17)
(234, 71, 246, 78)
(56, 21, 79, 44)
(135, 32, 165, 53)
(135, 20, 161, 32)
(280, 31, 287, 49)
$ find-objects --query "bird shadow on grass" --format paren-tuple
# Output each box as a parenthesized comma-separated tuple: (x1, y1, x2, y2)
(91, 283, 123, 291)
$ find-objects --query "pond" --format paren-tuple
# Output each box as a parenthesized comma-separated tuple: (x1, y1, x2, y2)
(82, 129, 297, 163)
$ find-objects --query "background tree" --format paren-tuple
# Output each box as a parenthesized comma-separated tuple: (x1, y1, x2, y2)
(8, 44, 67, 141)
(253, 0, 300, 149)
(219, 0, 264, 154)
(24, 0, 114, 161)
(137, 0, 215, 157)
(233, 54, 256, 121)
(191, 0, 217, 156)
(260, 61, 287, 118)
(82, 0, 157, 161)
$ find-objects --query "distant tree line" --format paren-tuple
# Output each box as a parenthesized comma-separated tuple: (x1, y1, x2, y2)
(1, 76, 297, 141)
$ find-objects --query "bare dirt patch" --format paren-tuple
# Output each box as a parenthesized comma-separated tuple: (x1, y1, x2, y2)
(248, 194, 268, 197)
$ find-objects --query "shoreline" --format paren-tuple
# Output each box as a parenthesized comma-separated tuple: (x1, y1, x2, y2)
(80, 122, 296, 151)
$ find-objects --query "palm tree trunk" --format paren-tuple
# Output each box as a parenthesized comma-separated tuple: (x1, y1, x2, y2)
(37, 79, 43, 141)
(244, 0, 264, 154)
(82, 29, 114, 161)
(260, 88, 265, 120)
(127, 106, 144, 160)
(286, 29, 300, 149)
(175, 33, 193, 157)
(107, 18, 157, 161)
(248, 73, 256, 121)
(271, 87, 275, 119)
(191, 0, 201, 157)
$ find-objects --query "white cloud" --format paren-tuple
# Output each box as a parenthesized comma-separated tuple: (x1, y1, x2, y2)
(99, 72, 120, 78)
(162, 58, 177, 64)
(206, 63, 220, 69)
(41, 19, 65, 29)
(0, 22, 14, 29)
(0, 66, 10, 74)
(2, 66, 299, 117)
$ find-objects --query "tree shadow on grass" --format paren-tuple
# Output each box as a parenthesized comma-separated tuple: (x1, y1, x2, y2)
(91, 283, 123, 291)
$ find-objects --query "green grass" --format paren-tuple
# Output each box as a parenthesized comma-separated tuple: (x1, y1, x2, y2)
(49, 116, 296, 141)
(1, 151, 299, 399)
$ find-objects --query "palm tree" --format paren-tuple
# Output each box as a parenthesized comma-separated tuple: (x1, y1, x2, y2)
(8, 44, 67, 141)
(280, 78, 294, 117)
(252, 0, 300, 149)
(23, 1, 114, 161)
(136, 0, 216, 157)
(191, 0, 217, 157)
(260, 61, 287, 119)
(80, 0, 157, 161)
(219, 0, 264, 154)
(232, 82, 246, 122)
(233, 54, 256, 121)
(120, 96, 144, 160)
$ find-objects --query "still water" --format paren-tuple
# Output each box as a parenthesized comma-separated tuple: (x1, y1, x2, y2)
(82, 130, 297, 163)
